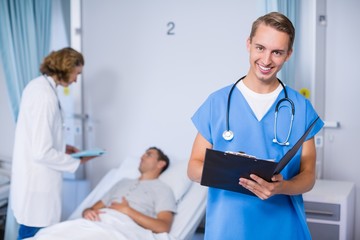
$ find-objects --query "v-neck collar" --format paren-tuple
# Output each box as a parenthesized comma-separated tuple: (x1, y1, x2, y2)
(233, 84, 285, 122)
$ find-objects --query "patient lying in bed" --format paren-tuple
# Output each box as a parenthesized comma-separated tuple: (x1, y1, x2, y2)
(32, 147, 177, 240)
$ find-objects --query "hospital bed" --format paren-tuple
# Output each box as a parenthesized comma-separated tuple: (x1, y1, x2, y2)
(32, 156, 208, 240)
(0, 156, 11, 232)
(0, 168, 10, 209)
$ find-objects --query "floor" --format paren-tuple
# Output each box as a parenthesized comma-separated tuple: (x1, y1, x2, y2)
(191, 216, 205, 240)
(192, 233, 204, 240)
(192, 224, 205, 240)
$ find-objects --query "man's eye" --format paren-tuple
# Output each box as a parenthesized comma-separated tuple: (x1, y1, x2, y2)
(273, 51, 284, 56)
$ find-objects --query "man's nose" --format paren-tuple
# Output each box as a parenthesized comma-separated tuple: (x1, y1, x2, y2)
(262, 51, 272, 65)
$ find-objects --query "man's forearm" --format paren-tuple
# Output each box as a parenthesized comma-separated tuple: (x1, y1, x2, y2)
(124, 207, 172, 233)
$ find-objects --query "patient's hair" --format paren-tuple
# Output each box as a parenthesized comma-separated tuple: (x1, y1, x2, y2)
(249, 11, 295, 51)
(40, 47, 84, 83)
(148, 146, 170, 174)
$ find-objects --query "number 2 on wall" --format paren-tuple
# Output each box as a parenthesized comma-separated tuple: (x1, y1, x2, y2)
(167, 22, 175, 35)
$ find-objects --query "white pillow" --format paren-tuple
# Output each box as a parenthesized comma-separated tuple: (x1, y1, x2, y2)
(116, 156, 141, 179)
(159, 159, 192, 203)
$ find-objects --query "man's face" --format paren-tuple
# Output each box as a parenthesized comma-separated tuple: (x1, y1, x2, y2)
(247, 23, 292, 83)
(139, 149, 160, 173)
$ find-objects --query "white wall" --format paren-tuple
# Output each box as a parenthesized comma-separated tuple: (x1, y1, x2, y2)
(322, 0, 360, 239)
(80, 0, 263, 186)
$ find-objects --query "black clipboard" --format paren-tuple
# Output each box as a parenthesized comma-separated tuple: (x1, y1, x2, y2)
(200, 117, 319, 195)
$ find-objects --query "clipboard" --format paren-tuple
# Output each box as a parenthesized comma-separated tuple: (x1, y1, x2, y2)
(200, 117, 319, 195)
(71, 148, 106, 159)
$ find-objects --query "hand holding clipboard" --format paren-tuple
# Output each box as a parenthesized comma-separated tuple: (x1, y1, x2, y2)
(200, 117, 319, 196)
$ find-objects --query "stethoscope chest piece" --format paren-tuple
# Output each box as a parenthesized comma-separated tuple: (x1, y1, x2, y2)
(222, 130, 234, 141)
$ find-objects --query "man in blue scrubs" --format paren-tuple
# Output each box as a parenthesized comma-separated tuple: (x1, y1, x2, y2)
(188, 12, 324, 240)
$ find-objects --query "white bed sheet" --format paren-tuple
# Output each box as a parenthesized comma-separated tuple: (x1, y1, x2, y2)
(32, 157, 207, 240)
(33, 209, 177, 240)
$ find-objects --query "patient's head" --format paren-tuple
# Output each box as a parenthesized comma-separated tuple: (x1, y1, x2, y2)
(139, 147, 170, 178)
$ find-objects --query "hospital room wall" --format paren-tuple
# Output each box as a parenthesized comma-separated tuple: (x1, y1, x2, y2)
(80, 0, 263, 186)
(321, 0, 360, 239)
(297, 0, 360, 239)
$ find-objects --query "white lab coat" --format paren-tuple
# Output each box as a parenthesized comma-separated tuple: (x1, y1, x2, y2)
(10, 75, 80, 227)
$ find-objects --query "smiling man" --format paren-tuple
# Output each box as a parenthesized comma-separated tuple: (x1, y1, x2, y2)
(187, 12, 324, 240)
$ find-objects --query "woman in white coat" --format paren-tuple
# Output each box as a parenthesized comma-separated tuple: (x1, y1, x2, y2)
(10, 47, 95, 239)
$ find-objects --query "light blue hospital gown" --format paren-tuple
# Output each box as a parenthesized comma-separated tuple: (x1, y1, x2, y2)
(192, 84, 324, 240)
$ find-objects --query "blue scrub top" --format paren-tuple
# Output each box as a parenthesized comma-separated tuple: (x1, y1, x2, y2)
(192, 84, 324, 240)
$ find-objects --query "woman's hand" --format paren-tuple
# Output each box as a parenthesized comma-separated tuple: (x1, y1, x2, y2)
(66, 144, 79, 154)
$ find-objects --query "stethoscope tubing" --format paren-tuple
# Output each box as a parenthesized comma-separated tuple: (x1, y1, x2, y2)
(223, 76, 295, 145)
(44, 74, 64, 122)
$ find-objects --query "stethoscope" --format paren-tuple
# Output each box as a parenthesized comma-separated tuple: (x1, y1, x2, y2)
(44, 74, 64, 122)
(222, 76, 295, 146)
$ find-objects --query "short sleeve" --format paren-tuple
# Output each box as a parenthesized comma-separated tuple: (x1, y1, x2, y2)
(304, 99, 324, 140)
(154, 182, 177, 214)
(191, 96, 213, 144)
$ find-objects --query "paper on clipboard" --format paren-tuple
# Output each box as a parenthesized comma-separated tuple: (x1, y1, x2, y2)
(71, 148, 106, 159)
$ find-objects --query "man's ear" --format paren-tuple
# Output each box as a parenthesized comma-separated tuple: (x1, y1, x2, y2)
(246, 37, 251, 52)
(285, 48, 293, 62)
(157, 160, 166, 171)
